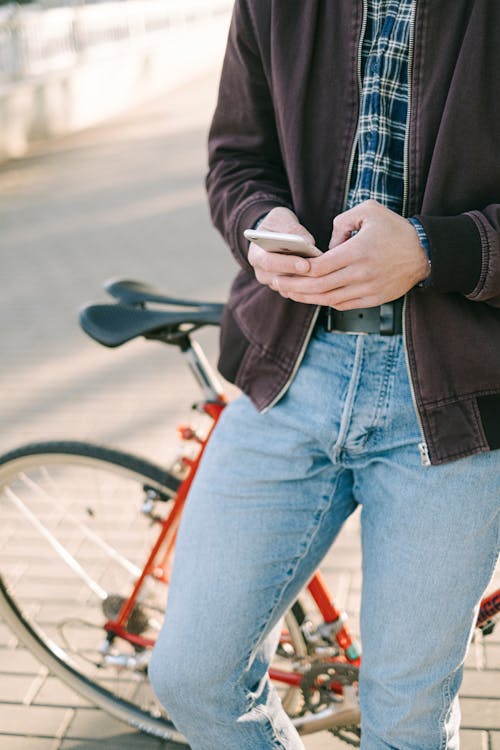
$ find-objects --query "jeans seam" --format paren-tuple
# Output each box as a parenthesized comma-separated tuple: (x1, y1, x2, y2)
(241, 503, 331, 686)
(439, 674, 453, 750)
(238, 470, 349, 713)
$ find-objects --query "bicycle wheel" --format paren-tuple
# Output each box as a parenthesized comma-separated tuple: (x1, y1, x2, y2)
(0, 440, 308, 742)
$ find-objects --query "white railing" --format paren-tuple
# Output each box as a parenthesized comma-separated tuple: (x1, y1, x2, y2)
(0, 0, 232, 81)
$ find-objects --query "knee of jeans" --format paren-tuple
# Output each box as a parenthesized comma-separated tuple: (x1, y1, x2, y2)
(360, 666, 460, 749)
(149, 632, 238, 718)
(148, 638, 193, 715)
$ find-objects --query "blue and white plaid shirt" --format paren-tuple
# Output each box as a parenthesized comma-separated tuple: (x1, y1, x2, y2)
(345, 0, 430, 259)
(346, 0, 414, 215)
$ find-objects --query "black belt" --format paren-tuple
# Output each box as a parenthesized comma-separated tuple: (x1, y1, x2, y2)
(317, 299, 404, 335)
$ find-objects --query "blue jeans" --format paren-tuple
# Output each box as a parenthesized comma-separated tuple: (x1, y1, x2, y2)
(149, 328, 500, 749)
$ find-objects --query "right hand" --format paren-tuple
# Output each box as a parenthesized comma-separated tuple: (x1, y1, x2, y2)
(247, 207, 316, 290)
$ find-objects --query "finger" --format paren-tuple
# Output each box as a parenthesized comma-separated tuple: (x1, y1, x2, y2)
(329, 225, 353, 250)
(274, 265, 356, 296)
(329, 216, 359, 250)
(248, 243, 311, 276)
(254, 268, 278, 287)
(282, 285, 380, 309)
(300, 243, 353, 277)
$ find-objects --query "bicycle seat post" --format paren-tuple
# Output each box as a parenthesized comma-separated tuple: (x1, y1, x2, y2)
(179, 335, 225, 404)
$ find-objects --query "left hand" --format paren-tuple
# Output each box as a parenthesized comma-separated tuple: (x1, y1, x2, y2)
(272, 200, 431, 309)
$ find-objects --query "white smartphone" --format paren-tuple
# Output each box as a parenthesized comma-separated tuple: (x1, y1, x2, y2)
(244, 228, 322, 258)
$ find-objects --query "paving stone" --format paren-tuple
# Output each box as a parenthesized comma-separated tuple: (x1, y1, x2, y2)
(461, 697, 500, 730)
(60, 739, 185, 749)
(33, 677, 91, 708)
(0, 704, 71, 735)
(0, 673, 42, 703)
(0, 621, 18, 648)
(0, 737, 56, 750)
(465, 637, 486, 670)
(59, 732, 165, 749)
(490, 731, 500, 750)
(0, 562, 25, 582)
(459, 729, 489, 750)
(303, 729, 350, 749)
(65, 708, 150, 740)
(62, 710, 186, 747)
(485, 644, 500, 668)
(0, 648, 45, 674)
(10, 582, 90, 603)
(461, 669, 500, 698)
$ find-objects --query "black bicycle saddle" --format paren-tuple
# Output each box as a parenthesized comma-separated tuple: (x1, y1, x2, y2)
(80, 279, 224, 347)
(105, 278, 217, 308)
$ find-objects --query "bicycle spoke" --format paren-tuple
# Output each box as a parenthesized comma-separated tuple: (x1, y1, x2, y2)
(5, 486, 108, 601)
(19, 470, 142, 578)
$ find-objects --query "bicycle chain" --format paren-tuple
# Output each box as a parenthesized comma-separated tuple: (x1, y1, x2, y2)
(329, 726, 361, 747)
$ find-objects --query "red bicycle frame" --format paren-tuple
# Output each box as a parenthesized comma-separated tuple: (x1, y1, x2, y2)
(103, 396, 362, 691)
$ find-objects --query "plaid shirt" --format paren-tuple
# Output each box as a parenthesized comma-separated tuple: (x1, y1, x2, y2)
(346, 0, 414, 216)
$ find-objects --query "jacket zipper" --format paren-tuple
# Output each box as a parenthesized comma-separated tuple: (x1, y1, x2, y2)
(342, 0, 368, 211)
(263, 0, 368, 413)
(401, 2, 431, 466)
(402, 301, 430, 466)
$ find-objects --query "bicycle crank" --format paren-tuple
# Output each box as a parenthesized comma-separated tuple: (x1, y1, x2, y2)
(291, 660, 360, 738)
(301, 660, 359, 711)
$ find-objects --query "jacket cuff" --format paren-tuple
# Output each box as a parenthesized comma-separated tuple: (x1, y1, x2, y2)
(414, 213, 482, 294)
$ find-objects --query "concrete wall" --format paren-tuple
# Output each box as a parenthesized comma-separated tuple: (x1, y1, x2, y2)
(0, 1, 232, 161)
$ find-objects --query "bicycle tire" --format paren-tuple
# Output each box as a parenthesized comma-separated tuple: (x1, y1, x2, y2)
(0, 440, 307, 742)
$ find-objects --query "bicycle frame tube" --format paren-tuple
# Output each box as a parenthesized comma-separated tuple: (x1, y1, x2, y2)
(307, 572, 361, 665)
(102, 392, 363, 689)
(103, 400, 226, 645)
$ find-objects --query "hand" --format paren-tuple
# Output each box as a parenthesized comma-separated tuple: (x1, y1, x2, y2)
(247, 207, 316, 290)
(273, 200, 431, 309)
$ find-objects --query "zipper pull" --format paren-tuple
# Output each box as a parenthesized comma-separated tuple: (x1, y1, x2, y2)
(418, 442, 431, 466)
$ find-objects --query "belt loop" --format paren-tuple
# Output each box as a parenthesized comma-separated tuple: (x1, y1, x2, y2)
(325, 306, 334, 331)
(379, 303, 395, 335)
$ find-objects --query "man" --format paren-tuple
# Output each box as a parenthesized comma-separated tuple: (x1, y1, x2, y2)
(149, 2, 500, 747)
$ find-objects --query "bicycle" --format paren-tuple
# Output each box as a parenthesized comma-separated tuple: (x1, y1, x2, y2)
(0, 277, 498, 748)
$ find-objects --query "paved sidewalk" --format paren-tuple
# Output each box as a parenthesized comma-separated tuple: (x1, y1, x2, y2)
(0, 70, 499, 750)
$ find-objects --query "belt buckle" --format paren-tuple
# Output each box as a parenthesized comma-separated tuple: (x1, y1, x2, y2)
(322, 307, 367, 335)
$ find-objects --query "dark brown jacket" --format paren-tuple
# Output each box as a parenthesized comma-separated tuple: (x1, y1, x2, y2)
(206, 0, 500, 465)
